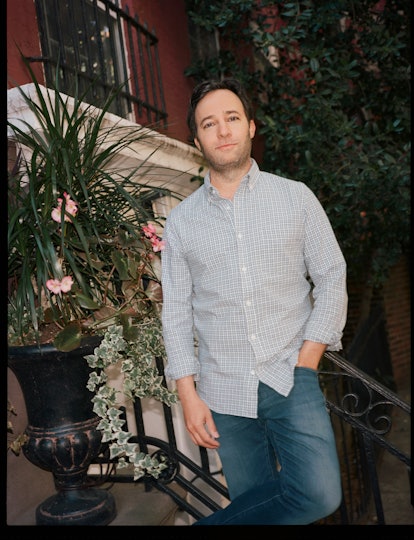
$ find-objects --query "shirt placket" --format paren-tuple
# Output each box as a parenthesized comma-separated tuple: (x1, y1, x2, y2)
(233, 190, 260, 378)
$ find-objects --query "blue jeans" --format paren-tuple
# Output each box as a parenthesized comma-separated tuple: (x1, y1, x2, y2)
(194, 367, 342, 525)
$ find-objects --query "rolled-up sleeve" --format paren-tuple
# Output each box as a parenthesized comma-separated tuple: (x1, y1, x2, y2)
(302, 185, 348, 350)
(161, 218, 200, 381)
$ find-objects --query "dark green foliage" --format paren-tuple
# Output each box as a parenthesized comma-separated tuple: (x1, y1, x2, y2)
(185, 0, 410, 286)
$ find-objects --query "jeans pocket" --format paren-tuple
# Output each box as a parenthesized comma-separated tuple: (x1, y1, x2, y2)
(294, 366, 325, 403)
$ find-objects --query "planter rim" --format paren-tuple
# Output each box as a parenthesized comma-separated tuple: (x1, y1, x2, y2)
(8, 335, 103, 357)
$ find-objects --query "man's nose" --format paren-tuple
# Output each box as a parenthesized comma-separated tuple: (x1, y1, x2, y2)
(217, 120, 231, 137)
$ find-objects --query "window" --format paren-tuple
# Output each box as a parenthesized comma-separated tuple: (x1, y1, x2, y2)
(34, 0, 167, 125)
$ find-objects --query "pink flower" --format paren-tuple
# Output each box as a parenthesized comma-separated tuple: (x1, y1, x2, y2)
(60, 275, 74, 292)
(46, 276, 74, 294)
(46, 279, 63, 294)
(150, 237, 165, 252)
(51, 207, 62, 223)
(142, 222, 165, 252)
(51, 193, 78, 223)
(142, 223, 157, 238)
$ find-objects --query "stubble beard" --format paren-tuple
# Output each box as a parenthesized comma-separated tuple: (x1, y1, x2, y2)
(199, 135, 253, 177)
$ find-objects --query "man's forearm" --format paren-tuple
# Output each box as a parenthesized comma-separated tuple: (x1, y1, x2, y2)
(296, 340, 327, 369)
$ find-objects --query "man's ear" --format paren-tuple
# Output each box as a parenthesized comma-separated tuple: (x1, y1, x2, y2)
(249, 120, 256, 139)
(194, 137, 201, 151)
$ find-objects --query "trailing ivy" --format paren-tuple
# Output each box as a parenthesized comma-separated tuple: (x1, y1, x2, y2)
(85, 322, 178, 480)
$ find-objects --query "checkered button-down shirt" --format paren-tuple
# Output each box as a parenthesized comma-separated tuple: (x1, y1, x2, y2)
(161, 160, 347, 418)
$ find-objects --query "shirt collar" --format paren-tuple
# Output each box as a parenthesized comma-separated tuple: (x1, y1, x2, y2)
(204, 159, 260, 201)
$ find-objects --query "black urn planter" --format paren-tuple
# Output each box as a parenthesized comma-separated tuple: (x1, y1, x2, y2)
(8, 337, 116, 526)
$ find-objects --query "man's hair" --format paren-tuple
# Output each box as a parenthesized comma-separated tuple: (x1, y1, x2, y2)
(187, 78, 253, 140)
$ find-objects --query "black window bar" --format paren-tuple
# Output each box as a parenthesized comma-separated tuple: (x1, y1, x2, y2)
(32, 0, 167, 127)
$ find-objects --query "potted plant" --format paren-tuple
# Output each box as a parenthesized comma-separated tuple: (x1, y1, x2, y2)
(7, 59, 178, 525)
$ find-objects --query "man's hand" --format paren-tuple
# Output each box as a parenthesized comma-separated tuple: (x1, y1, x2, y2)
(176, 376, 220, 449)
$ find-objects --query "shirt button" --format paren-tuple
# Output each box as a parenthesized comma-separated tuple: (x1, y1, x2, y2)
(241, 266, 247, 272)
(250, 334, 256, 340)
(238, 233, 242, 239)
(245, 300, 251, 306)
(250, 369, 255, 375)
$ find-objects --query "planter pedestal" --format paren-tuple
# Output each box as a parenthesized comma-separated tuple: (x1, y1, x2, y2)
(36, 484, 115, 526)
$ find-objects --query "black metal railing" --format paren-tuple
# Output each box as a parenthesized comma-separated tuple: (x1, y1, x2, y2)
(90, 351, 411, 524)
(33, 0, 167, 126)
(317, 351, 411, 524)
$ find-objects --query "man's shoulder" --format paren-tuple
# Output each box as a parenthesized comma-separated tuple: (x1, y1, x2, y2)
(260, 170, 308, 192)
(256, 171, 320, 210)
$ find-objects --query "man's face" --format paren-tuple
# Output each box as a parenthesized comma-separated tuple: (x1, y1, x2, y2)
(194, 89, 256, 173)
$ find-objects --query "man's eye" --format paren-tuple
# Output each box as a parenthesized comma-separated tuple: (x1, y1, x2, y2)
(203, 122, 214, 129)
(228, 115, 239, 122)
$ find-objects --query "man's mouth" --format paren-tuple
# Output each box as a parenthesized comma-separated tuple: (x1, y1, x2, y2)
(216, 142, 236, 150)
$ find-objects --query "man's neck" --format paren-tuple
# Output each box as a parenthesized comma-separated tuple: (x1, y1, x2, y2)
(209, 159, 252, 199)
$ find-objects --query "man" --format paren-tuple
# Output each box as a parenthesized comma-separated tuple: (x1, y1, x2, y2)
(161, 78, 348, 525)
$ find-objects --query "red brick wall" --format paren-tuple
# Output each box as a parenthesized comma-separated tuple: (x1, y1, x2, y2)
(124, 0, 194, 143)
(382, 255, 411, 390)
(342, 255, 410, 394)
(7, 0, 44, 86)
